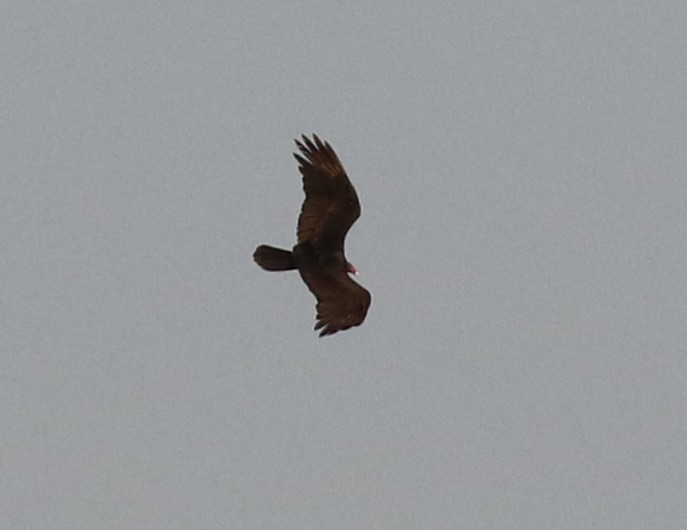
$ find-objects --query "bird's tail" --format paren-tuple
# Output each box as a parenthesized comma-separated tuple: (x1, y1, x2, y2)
(253, 245, 296, 271)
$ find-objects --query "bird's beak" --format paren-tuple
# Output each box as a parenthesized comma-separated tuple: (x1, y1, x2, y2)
(347, 263, 358, 275)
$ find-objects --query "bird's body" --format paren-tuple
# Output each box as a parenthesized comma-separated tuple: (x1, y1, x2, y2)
(253, 134, 371, 337)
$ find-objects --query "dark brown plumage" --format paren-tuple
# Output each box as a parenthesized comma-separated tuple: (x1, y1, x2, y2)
(253, 134, 371, 337)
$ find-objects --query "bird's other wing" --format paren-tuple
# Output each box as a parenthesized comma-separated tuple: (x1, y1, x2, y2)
(294, 134, 361, 249)
(299, 268, 371, 337)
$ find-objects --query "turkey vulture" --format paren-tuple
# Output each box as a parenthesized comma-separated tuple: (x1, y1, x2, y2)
(253, 134, 371, 337)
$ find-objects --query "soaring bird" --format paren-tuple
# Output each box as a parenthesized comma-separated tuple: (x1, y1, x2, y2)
(253, 134, 371, 337)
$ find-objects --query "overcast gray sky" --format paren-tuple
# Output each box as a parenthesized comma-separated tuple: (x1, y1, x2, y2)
(2, 2, 686, 528)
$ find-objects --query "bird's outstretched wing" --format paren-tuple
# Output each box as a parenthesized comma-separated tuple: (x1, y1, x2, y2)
(299, 268, 371, 337)
(294, 134, 361, 249)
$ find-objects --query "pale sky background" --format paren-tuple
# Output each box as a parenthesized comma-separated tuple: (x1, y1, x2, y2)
(2, 2, 686, 529)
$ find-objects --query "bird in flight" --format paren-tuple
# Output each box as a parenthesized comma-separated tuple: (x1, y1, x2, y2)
(253, 134, 371, 337)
